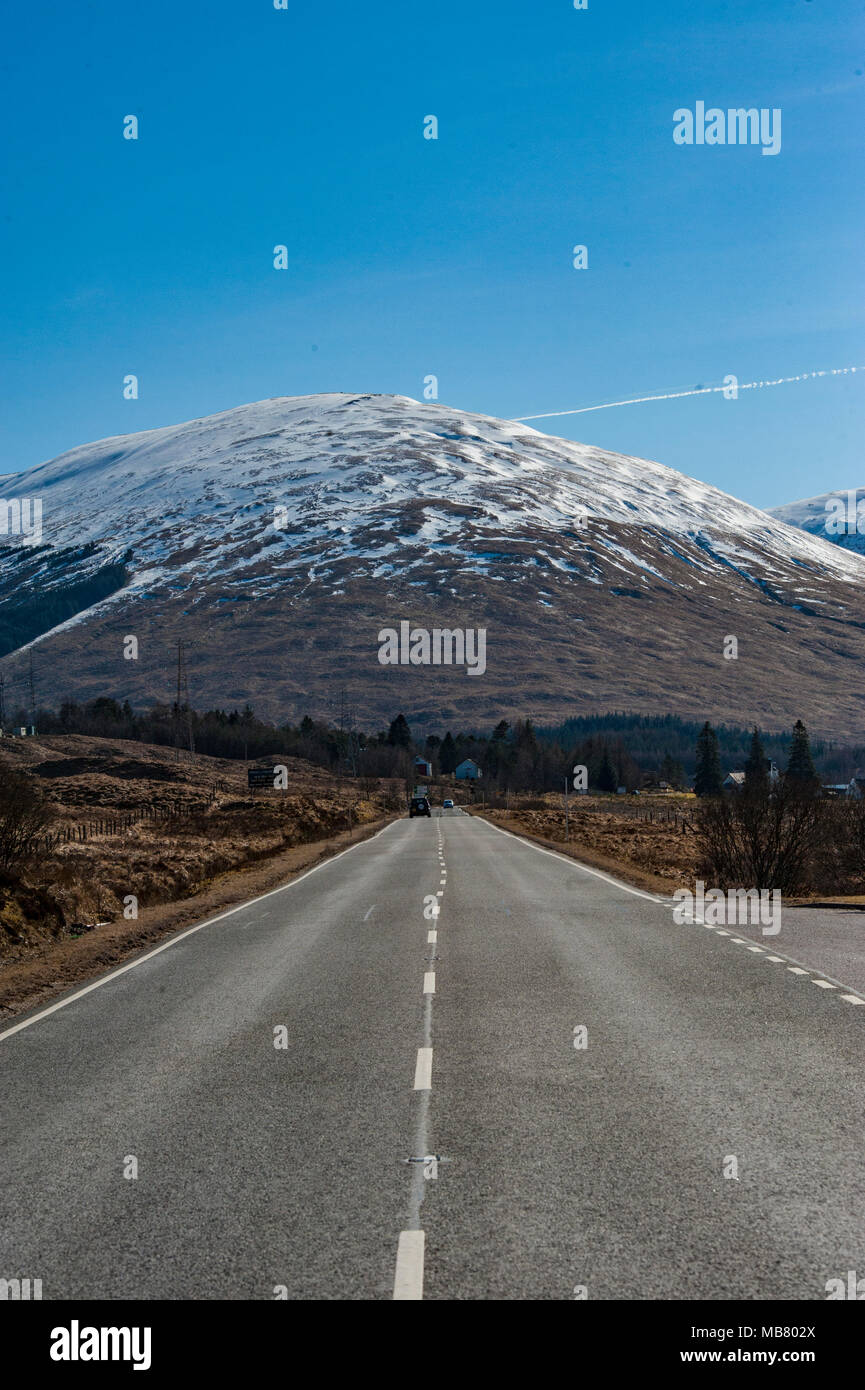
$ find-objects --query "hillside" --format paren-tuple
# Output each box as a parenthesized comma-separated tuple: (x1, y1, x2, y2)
(2, 394, 864, 735)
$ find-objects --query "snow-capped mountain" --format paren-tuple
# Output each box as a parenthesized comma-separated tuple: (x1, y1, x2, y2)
(768, 490, 865, 557)
(2, 393, 864, 734)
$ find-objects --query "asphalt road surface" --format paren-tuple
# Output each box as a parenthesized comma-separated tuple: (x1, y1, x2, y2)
(1, 809, 863, 1301)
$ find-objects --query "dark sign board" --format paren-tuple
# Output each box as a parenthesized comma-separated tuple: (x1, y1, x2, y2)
(248, 768, 277, 788)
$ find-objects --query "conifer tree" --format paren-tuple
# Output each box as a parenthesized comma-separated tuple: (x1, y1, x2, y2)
(596, 745, 617, 793)
(744, 727, 769, 797)
(694, 721, 723, 796)
(785, 719, 818, 792)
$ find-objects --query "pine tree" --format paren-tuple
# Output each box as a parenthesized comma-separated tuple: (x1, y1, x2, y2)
(387, 713, 412, 747)
(785, 719, 818, 791)
(744, 727, 769, 797)
(596, 745, 618, 793)
(439, 731, 458, 773)
(694, 722, 723, 796)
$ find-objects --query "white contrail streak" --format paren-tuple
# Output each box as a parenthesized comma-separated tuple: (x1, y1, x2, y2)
(513, 366, 863, 422)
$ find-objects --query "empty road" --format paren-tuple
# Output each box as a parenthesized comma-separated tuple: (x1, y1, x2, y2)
(1, 809, 863, 1300)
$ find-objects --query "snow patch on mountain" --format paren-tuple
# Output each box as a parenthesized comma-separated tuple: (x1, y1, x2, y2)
(2, 394, 863, 636)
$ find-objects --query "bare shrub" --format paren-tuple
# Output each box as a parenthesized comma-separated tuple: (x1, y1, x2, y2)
(0, 768, 54, 876)
(695, 781, 827, 893)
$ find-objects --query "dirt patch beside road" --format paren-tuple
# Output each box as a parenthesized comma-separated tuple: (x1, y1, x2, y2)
(470, 797, 700, 895)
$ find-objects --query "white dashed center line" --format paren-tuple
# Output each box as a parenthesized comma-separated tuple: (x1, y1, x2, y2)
(393, 1230, 425, 1300)
(413, 1046, 433, 1090)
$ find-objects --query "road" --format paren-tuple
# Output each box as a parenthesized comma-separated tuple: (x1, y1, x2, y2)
(1, 809, 864, 1301)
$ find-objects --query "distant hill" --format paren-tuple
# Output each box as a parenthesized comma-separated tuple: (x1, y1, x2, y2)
(768, 490, 865, 556)
(2, 393, 865, 736)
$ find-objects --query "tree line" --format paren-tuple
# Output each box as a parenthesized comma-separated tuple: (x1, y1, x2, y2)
(12, 697, 856, 801)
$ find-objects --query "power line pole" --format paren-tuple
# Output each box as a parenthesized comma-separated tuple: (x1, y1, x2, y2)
(0, 674, 5, 729)
(28, 651, 36, 731)
(174, 640, 195, 759)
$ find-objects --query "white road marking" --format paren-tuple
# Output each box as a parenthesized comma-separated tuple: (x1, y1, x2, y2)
(812, 980, 835, 989)
(747, 946, 764, 953)
(788, 967, 810, 976)
(482, 805, 865, 1008)
(363, 904, 376, 921)
(766, 956, 784, 963)
(423, 972, 436, 995)
(841, 994, 865, 1005)
(414, 1047, 433, 1090)
(393, 1230, 425, 1300)
(436, 890, 443, 897)
(0, 818, 401, 1045)
(427, 930, 437, 943)
(480, 816, 662, 901)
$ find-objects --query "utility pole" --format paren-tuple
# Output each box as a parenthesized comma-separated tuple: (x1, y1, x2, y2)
(0, 673, 5, 730)
(174, 640, 195, 760)
(28, 651, 36, 731)
(564, 775, 569, 841)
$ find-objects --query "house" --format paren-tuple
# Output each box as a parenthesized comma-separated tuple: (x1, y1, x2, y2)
(843, 777, 865, 800)
(414, 756, 433, 779)
(723, 759, 779, 791)
(454, 758, 481, 780)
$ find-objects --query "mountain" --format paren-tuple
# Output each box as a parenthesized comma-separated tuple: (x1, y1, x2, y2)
(767, 490, 865, 556)
(2, 393, 864, 736)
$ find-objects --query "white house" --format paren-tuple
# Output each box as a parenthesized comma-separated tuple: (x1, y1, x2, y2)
(454, 758, 482, 780)
(723, 759, 779, 791)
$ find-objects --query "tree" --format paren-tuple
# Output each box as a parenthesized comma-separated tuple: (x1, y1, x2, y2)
(0, 769, 53, 875)
(696, 778, 826, 893)
(785, 719, 818, 793)
(694, 722, 723, 796)
(439, 731, 458, 774)
(492, 720, 510, 742)
(387, 714, 412, 748)
(596, 745, 617, 793)
(744, 728, 769, 798)
(661, 752, 685, 789)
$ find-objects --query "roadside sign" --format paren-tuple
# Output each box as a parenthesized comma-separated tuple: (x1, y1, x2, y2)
(248, 768, 278, 789)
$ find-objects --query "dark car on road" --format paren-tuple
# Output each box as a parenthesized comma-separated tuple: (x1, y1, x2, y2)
(409, 796, 431, 818)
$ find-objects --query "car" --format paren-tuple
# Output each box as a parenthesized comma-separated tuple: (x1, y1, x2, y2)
(442, 799, 454, 809)
(409, 796, 431, 818)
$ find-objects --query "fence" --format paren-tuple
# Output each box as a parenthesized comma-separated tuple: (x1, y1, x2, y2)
(35, 793, 219, 855)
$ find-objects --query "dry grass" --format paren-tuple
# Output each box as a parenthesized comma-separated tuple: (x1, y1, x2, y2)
(0, 733, 401, 964)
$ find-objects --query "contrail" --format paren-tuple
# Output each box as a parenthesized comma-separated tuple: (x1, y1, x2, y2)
(513, 365, 863, 422)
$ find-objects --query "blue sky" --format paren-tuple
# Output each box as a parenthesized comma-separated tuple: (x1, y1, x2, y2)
(0, 0, 862, 508)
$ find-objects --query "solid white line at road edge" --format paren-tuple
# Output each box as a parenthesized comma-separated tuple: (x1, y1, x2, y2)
(393, 1230, 425, 1300)
(479, 815, 662, 902)
(478, 813, 865, 1007)
(0, 818, 402, 1044)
